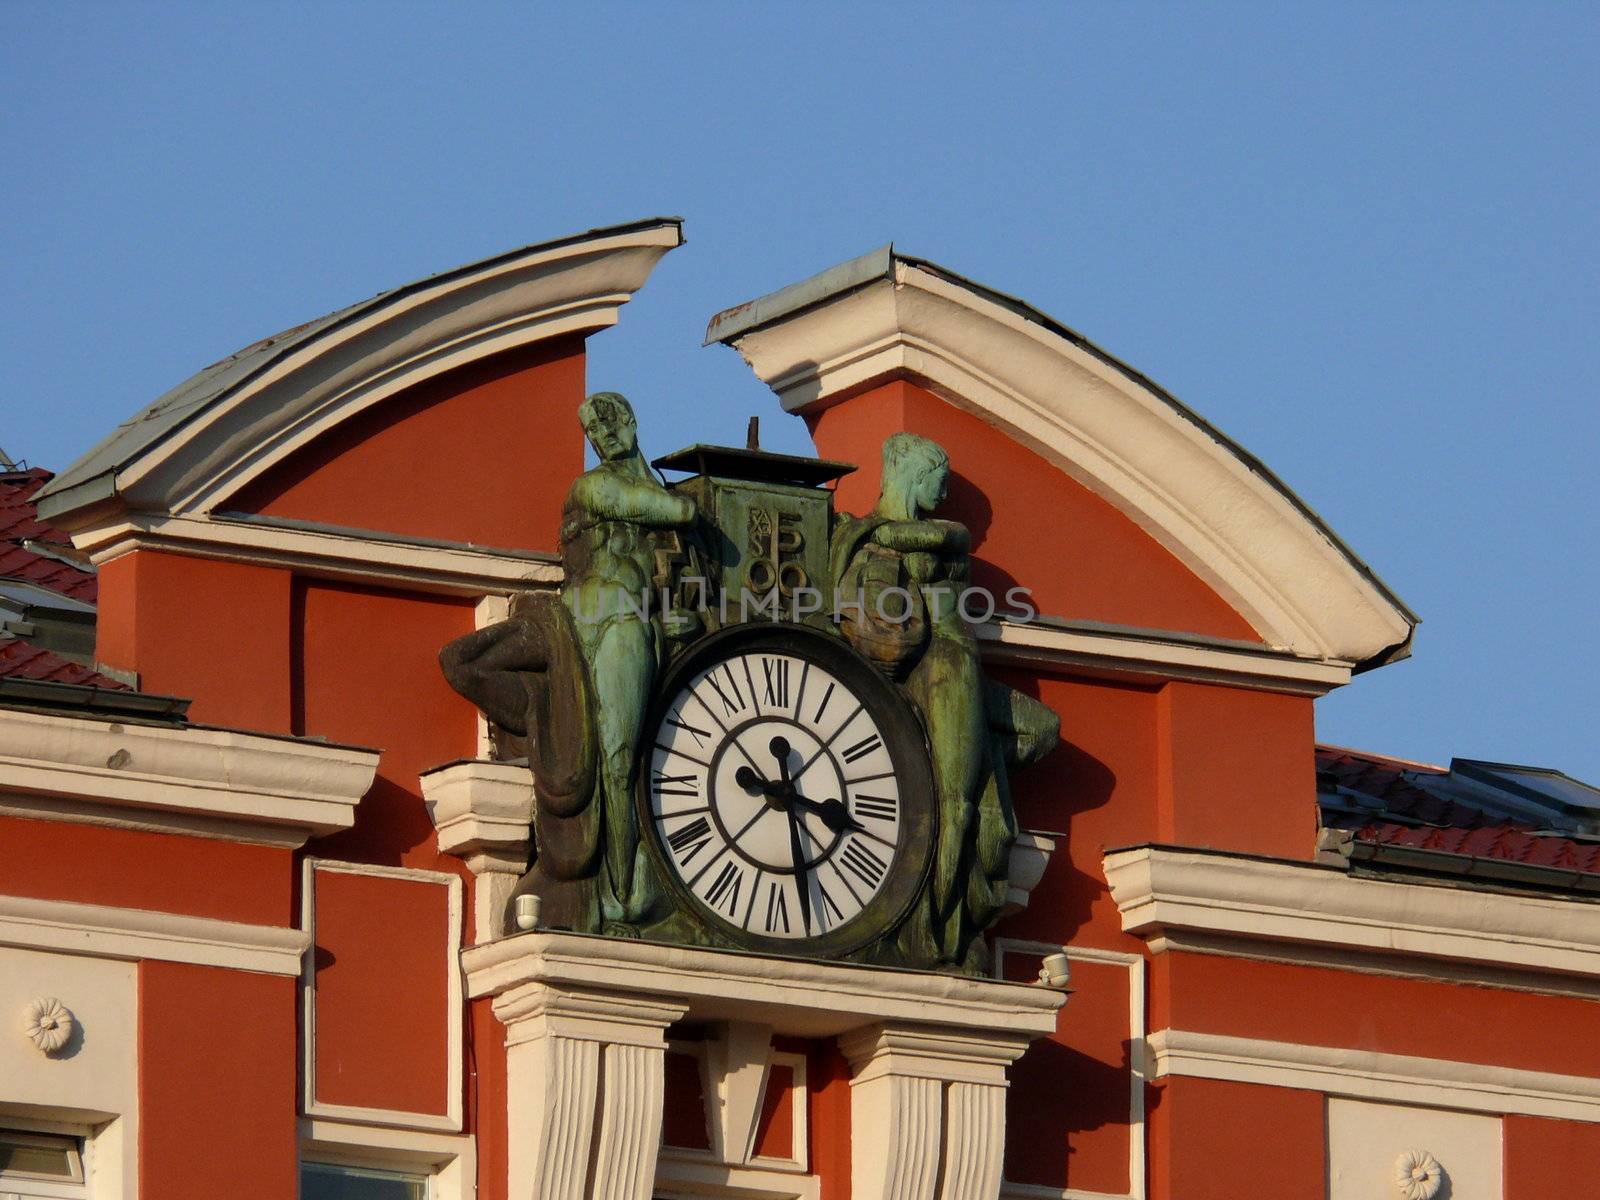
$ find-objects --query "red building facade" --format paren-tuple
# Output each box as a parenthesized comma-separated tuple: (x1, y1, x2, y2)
(2, 218, 1595, 1199)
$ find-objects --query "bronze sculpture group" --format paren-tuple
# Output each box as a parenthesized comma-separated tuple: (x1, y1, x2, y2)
(441, 393, 1057, 972)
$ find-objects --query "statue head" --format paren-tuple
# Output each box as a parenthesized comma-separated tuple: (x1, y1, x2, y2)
(579, 391, 639, 462)
(880, 432, 950, 517)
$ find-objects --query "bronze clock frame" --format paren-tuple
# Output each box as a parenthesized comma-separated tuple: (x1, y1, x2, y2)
(636, 621, 936, 959)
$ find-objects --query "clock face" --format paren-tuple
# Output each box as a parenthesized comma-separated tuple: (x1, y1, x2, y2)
(639, 623, 932, 956)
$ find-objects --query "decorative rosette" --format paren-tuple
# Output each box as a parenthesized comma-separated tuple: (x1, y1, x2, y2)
(1393, 1149, 1443, 1200)
(22, 996, 75, 1055)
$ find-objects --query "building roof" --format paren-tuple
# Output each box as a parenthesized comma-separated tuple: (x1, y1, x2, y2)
(1318, 744, 1600, 893)
(35, 217, 684, 524)
(706, 245, 1417, 671)
(0, 631, 126, 688)
(0, 468, 97, 604)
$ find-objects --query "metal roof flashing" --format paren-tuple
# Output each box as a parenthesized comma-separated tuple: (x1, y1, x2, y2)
(37, 217, 685, 525)
(704, 245, 894, 346)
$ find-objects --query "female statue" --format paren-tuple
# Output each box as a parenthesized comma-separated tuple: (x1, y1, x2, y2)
(833, 432, 1058, 970)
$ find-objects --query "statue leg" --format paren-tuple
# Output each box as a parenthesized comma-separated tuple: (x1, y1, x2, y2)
(911, 639, 988, 961)
(589, 615, 655, 925)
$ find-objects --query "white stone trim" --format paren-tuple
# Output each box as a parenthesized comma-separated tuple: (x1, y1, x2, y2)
(299, 1116, 476, 1200)
(420, 758, 533, 945)
(300, 859, 465, 1132)
(976, 619, 1350, 696)
(841, 1022, 1034, 1200)
(1148, 1028, 1600, 1122)
(718, 260, 1413, 666)
(0, 706, 379, 848)
(463, 930, 1064, 1039)
(491, 980, 689, 1200)
(993, 941, 1147, 1200)
(422, 760, 534, 860)
(47, 221, 682, 529)
(466, 934, 1059, 1200)
(74, 512, 561, 600)
(0, 892, 309, 976)
(1104, 846, 1600, 979)
(655, 1154, 819, 1200)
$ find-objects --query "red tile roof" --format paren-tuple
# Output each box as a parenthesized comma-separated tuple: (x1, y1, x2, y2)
(1332, 816, 1600, 876)
(0, 633, 126, 688)
(1317, 744, 1599, 885)
(0, 468, 97, 604)
(0, 467, 119, 688)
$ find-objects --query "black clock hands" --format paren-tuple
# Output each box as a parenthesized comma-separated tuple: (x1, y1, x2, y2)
(735, 743, 864, 835)
(785, 794, 813, 933)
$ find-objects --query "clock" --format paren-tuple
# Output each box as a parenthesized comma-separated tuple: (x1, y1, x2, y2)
(638, 622, 934, 958)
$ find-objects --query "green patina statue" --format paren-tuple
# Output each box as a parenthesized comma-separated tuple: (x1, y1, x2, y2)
(831, 433, 1059, 972)
(440, 392, 697, 935)
(441, 399, 1057, 971)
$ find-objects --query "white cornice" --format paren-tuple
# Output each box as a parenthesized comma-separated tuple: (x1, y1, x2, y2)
(0, 892, 308, 976)
(75, 511, 561, 598)
(1149, 1028, 1600, 1122)
(0, 707, 379, 847)
(44, 220, 682, 531)
(976, 618, 1350, 696)
(715, 258, 1415, 667)
(420, 757, 534, 858)
(463, 929, 1063, 1040)
(1104, 846, 1600, 979)
(70, 506, 1348, 693)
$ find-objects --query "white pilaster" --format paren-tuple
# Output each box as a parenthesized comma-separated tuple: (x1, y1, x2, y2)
(840, 1024, 1032, 1200)
(493, 983, 688, 1200)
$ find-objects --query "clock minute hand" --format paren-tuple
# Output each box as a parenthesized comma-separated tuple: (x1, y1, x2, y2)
(786, 804, 813, 934)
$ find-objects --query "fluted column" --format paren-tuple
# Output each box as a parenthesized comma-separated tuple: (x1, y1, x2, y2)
(493, 982, 688, 1200)
(840, 1023, 1033, 1200)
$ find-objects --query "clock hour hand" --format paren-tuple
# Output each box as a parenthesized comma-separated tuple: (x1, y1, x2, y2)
(735, 764, 781, 797)
(789, 791, 865, 835)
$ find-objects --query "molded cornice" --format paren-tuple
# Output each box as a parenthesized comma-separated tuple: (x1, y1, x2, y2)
(1104, 845, 1600, 979)
(0, 706, 379, 847)
(709, 249, 1416, 669)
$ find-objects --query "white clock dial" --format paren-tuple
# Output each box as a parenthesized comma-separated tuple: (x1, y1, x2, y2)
(647, 649, 903, 940)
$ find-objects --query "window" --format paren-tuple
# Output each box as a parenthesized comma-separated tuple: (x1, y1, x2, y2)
(0, 1127, 87, 1200)
(299, 1161, 427, 1200)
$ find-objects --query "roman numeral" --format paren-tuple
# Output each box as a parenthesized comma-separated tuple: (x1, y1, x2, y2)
(815, 880, 845, 928)
(666, 816, 714, 865)
(764, 882, 790, 933)
(705, 861, 744, 916)
(854, 794, 898, 822)
(840, 839, 888, 890)
(651, 771, 699, 797)
(666, 714, 711, 748)
(840, 734, 883, 764)
(761, 657, 790, 708)
(704, 667, 745, 717)
(812, 681, 835, 724)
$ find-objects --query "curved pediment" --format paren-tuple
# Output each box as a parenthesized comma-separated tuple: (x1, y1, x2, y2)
(38, 218, 683, 530)
(707, 248, 1416, 670)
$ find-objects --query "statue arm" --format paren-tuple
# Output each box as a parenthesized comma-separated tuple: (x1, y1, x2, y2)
(570, 472, 696, 527)
(871, 518, 970, 553)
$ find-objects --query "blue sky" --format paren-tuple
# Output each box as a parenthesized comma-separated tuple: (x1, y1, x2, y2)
(6, 4, 1596, 780)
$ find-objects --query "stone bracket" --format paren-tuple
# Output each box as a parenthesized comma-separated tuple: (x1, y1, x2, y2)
(841, 1024, 1034, 1200)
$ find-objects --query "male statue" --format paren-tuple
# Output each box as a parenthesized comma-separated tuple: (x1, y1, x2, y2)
(440, 392, 698, 934)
